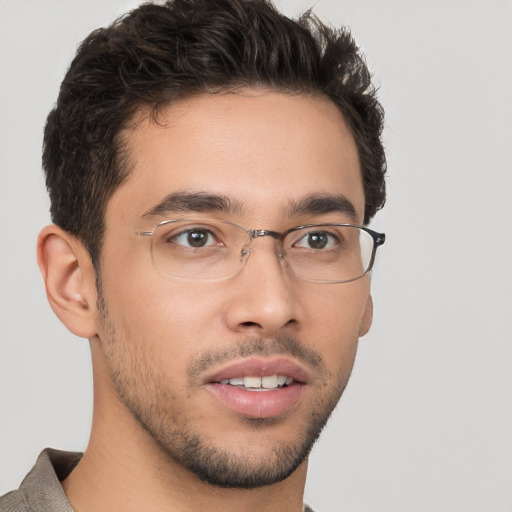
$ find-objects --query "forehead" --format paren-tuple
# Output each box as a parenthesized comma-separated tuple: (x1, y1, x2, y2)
(109, 89, 364, 226)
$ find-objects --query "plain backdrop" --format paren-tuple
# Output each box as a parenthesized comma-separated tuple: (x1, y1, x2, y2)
(1, 1, 511, 511)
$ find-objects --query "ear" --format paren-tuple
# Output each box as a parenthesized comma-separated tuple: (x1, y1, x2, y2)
(359, 294, 373, 337)
(37, 225, 98, 339)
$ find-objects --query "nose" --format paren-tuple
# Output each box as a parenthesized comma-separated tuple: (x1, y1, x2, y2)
(223, 237, 301, 337)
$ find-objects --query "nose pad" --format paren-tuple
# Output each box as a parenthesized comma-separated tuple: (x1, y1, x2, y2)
(234, 238, 291, 288)
(239, 245, 250, 263)
(240, 239, 287, 272)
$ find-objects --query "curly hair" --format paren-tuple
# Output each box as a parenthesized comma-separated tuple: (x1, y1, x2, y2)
(43, 0, 386, 266)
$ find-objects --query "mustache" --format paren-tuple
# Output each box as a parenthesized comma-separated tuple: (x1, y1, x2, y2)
(187, 334, 324, 384)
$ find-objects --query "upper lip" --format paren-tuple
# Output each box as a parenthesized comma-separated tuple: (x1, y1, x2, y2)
(204, 356, 310, 385)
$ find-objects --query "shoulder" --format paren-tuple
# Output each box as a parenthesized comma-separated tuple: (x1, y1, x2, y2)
(0, 448, 82, 512)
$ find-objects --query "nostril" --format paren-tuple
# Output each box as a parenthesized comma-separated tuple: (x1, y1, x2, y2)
(241, 321, 262, 328)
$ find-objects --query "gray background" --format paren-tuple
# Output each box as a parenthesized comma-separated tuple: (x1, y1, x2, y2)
(1, 1, 511, 510)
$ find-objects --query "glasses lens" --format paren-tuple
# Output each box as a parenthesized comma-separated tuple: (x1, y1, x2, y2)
(150, 219, 249, 281)
(284, 225, 375, 283)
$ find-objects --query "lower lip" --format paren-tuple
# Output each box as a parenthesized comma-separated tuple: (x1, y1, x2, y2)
(206, 383, 305, 419)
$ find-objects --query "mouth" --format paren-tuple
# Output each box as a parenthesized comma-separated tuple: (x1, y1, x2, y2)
(204, 357, 309, 419)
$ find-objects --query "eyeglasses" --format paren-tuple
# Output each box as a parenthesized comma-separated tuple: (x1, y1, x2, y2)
(136, 218, 385, 283)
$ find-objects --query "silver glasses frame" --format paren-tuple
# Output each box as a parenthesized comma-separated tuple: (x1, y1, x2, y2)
(136, 218, 386, 284)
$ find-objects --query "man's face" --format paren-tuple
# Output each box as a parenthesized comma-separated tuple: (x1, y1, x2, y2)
(94, 89, 372, 488)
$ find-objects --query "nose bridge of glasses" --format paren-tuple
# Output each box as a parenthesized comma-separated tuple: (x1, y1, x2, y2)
(248, 229, 282, 241)
(242, 229, 286, 261)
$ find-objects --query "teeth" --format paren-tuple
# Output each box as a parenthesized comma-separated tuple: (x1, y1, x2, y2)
(244, 376, 261, 388)
(219, 375, 293, 390)
(261, 375, 278, 389)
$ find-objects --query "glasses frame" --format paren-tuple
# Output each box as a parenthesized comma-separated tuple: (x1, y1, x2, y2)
(136, 219, 386, 284)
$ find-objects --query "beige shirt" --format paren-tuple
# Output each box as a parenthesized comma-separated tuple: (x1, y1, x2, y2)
(0, 449, 80, 512)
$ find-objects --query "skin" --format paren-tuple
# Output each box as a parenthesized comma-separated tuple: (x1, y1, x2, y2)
(38, 89, 373, 512)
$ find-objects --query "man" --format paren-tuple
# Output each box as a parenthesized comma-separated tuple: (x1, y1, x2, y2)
(1, 0, 386, 510)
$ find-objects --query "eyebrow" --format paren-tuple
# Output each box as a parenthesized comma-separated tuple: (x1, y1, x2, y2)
(143, 191, 244, 218)
(285, 193, 359, 222)
(143, 191, 359, 223)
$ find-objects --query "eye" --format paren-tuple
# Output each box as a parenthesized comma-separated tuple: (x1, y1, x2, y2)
(294, 231, 338, 250)
(171, 228, 219, 248)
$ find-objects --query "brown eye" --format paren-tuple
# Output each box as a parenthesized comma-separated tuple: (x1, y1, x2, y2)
(172, 228, 216, 248)
(295, 231, 337, 250)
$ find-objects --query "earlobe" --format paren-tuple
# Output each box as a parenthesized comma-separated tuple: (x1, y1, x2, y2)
(37, 225, 98, 339)
(359, 294, 373, 337)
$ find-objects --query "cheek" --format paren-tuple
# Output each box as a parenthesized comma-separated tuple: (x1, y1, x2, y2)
(100, 267, 225, 361)
(301, 281, 370, 361)
(307, 278, 369, 325)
